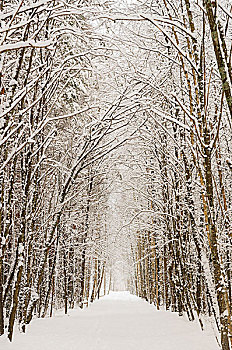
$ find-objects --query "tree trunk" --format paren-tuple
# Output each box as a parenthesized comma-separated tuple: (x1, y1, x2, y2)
(0, 258, 4, 335)
(204, 138, 231, 350)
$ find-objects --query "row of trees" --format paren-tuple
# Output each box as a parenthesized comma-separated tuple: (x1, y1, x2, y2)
(0, 1, 231, 350)
(0, 0, 142, 341)
(117, 1, 232, 350)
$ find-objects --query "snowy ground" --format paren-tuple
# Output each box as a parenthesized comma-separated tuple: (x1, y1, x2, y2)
(0, 292, 219, 350)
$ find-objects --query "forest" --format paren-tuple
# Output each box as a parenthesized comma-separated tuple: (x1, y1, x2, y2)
(0, 0, 231, 349)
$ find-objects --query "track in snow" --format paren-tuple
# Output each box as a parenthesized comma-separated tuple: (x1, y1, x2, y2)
(0, 292, 219, 350)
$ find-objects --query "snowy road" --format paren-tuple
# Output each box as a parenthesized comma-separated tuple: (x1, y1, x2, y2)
(1, 292, 219, 350)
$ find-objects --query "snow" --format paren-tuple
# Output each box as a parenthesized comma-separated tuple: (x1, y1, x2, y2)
(0, 40, 53, 54)
(9, 79, 18, 87)
(18, 243, 24, 254)
(0, 292, 219, 350)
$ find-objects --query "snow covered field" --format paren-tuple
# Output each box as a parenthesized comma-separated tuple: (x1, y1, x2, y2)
(0, 292, 219, 350)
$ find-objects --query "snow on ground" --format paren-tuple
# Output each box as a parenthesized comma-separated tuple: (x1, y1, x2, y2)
(0, 291, 219, 350)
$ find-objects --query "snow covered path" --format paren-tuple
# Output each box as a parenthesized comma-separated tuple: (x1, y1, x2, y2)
(1, 292, 219, 350)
